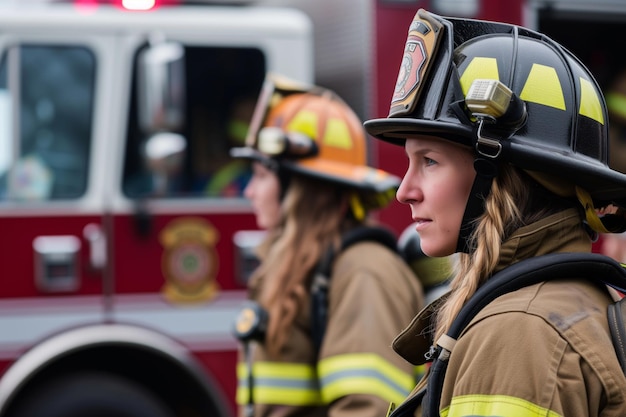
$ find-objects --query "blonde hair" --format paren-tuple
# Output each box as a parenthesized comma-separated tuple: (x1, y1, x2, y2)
(434, 164, 579, 342)
(251, 175, 359, 357)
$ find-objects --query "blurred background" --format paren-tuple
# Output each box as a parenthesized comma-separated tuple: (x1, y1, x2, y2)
(0, 1, 623, 416)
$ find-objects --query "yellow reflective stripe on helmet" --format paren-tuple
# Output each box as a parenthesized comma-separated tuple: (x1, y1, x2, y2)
(236, 362, 322, 406)
(324, 118, 353, 149)
(579, 77, 604, 124)
(286, 110, 319, 141)
(318, 353, 414, 405)
(459, 57, 500, 95)
(520, 64, 565, 111)
(460, 61, 602, 124)
(440, 394, 562, 417)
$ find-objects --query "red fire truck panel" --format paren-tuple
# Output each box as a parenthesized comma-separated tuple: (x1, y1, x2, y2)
(0, 2, 312, 416)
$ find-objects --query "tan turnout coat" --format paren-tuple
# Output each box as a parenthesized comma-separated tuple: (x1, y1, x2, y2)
(392, 209, 626, 417)
(238, 239, 425, 417)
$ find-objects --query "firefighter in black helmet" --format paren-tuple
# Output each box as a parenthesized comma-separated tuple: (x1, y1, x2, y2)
(365, 9, 626, 417)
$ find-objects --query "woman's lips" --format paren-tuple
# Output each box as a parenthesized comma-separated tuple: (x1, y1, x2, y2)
(413, 218, 431, 231)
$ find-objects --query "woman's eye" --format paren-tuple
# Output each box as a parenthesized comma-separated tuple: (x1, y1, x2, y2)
(424, 157, 437, 166)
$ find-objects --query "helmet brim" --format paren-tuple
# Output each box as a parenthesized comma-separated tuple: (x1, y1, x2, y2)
(365, 118, 626, 208)
(230, 146, 265, 161)
(231, 146, 400, 196)
(364, 117, 475, 148)
(505, 138, 626, 207)
(286, 159, 400, 194)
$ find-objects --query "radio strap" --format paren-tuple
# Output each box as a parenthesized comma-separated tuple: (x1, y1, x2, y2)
(310, 226, 398, 354)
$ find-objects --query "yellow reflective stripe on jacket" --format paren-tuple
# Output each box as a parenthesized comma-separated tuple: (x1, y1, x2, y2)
(318, 353, 415, 405)
(441, 394, 562, 417)
(236, 362, 322, 406)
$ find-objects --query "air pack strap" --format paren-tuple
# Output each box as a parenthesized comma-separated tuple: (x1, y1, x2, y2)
(386, 252, 626, 417)
(608, 297, 626, 374)
(311, 226, 398, 354)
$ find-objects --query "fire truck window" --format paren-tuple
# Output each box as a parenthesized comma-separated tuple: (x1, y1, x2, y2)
(0, 45, 94, 202)
(122, 46, 265, 199)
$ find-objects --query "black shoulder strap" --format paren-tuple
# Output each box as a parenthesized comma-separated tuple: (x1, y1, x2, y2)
(444, 253, 626, 338)
(402, 252, 626, 417)
(608, 297, 626, 374)
(310, 226, 398, 354)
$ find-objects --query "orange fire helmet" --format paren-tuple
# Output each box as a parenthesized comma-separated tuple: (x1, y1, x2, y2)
(231, 74, 400, 211)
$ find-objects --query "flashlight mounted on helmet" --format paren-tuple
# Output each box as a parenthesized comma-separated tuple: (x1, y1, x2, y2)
(465, 79, 528, 159)
(257, 127, 318, 159)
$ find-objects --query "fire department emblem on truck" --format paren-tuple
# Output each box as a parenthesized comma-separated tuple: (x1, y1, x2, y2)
(159, 217, 220, 303)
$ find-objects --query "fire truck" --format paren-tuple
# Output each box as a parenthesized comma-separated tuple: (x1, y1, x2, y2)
(0, 0, 624, 416)
(0, 1, 312, 416)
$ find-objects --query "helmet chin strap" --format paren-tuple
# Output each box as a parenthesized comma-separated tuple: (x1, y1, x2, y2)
(455, 80, 527, 252)
(277, 166, 292, 200)
(456, 157, 498, 253)
(263, 158, 292, 200)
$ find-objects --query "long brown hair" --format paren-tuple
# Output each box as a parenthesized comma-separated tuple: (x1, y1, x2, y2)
(434, 164, 579, 342)
(251, 175, 359, 357)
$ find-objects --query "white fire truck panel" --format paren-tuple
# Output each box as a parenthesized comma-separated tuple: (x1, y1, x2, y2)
(0, 2, 313, 416)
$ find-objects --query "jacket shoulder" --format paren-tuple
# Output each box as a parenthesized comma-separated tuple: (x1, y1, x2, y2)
(463, 279, 625, 397)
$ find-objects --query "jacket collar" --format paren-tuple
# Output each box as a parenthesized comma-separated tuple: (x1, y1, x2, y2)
(392, 208, 590, 365)
(495, 208, 591, 272)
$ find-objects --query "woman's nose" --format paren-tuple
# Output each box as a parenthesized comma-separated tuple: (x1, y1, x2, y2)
(396, 171, 421, 205)
(243, 179, 254, 199)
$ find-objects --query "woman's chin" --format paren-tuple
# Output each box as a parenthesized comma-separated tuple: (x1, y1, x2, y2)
(421, 243, 455, 258)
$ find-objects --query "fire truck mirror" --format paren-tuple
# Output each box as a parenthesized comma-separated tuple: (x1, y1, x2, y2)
(137, 38, 186, 134)
(32, 235, 81, 293)
(233, 230, 266, 286)
(142, 132, 187, 196)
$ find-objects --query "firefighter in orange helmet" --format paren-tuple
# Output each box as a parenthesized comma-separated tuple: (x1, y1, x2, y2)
(230, 74, 425, 417)
(364, 9, 626, 417)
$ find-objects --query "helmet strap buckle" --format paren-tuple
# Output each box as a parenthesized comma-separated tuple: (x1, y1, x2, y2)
(475, 117, 502, 159)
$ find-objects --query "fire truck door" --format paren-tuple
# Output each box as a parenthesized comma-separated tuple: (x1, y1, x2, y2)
(108, 33, 308, 352)
(0, 34, 115, 358)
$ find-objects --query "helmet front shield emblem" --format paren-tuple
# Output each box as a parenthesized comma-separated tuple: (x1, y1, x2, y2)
(390, 9, 446, 118)
(244, 73, 313, 149)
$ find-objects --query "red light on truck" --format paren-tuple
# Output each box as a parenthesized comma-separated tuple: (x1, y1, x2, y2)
(122, 0, 156, 10)
(74, 0, 99, 14)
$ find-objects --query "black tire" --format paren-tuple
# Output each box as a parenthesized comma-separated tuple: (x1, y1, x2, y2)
(10, 372, 175, 417)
